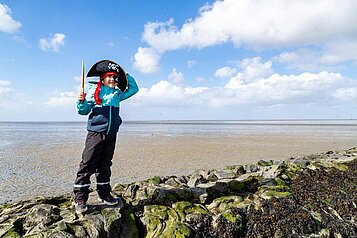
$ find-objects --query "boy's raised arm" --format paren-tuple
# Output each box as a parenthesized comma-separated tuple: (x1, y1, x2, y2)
(119, 74, 139, 101)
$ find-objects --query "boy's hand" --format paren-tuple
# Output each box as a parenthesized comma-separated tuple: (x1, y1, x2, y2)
(78, 92, 86, 102)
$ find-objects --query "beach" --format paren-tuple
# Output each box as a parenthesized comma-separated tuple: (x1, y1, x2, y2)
(0, 121, 356, 204)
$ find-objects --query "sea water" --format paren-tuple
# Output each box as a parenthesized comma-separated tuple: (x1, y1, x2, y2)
(1, 120, 356, 147)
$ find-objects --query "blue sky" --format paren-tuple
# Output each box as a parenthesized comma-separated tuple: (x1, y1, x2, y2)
(1, 0, 357, 121)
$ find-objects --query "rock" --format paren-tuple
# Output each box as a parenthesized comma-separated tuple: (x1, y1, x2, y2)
(187, 172, 207, 188)
(223, 165, 246, 177)
(213, 170, 237, 180)
(244, 164, 260, 173)
(24, 204, 60, 231)
(176, 175, 188, 184)
(257, 159, 274, 166)
(119, 210, 139, 238)
(151, 187, 208, 205)
(122, 184, 140, 200)
(141, 205, 192, 238)
(164, 177, 188, 188)
(262, 164, 280, 179)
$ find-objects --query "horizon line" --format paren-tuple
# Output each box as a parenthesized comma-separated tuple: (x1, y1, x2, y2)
(1, 118, 357, 123)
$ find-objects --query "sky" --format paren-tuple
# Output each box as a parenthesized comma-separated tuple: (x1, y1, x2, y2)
(1, 0, 357, 121)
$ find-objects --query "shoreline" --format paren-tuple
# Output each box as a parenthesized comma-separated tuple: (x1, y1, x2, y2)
(1, 132, 356, 204)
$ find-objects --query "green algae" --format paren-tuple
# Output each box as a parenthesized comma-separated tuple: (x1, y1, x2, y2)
(172, 201, 192, 219)
(143, 204, 194, 238)
(146, 176, 161, 185)
(279, 162, 303, 179)
(222, 210, 240, 223)
(55, 221, 67, 231)
(228, 180, 245, 191)
(101, 208, 120, 226)
(257, 160, 274, 166)
(0, 204, 10, 214)
(216, 195, 242, 204)
(3, 228, 21, 238)
(144, 205, 169, 220)
(274, 177, 286, 187)
(326, 162, 349, 171)
(264, 190, 291, 198)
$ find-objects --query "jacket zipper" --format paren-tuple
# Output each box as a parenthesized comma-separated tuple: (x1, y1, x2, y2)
(106, 105, 112, 135)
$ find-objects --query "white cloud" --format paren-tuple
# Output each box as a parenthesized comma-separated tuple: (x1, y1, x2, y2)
(225, 71, 345, 105)
(0, 4, 21, 33)
(12, 35, 27, 44)
(274, 49, 321, 70)
(239, 58, 274, 82)
(216, 57, 274, 82)
(131, 80, 209, 107)
(214, 66, 237, 78)
(332, 88, 357, 101)
(39, 33, 66, 52)
(45, 91, 77, 106)
(131, 58, 356, 109)
(320, 40, 357, 64)
(274, 41, 357, 71)
(141, 0, 357, 52)
(187, 60, 197, 68)
(168, 68, 184, 84)
(0, 80, 12, 94)
(195, 77, 205, 83)
(132, 47, 161, 73)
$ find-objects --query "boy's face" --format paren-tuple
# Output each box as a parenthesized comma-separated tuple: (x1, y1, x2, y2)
(102, 75, 118, 88)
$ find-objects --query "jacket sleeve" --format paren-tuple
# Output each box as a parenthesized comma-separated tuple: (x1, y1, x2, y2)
(76, 100, 92, 115)
(118, 74, 139, 101)
(76, 87, 95, 115)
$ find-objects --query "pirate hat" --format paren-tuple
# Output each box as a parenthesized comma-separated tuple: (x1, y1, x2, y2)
(87, 59, 128, 92)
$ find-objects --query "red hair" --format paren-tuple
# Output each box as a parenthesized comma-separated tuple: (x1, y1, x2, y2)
(94, 80, 102, 105)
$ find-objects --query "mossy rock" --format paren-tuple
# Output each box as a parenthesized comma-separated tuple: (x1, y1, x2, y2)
(142, 205, 193, 238)
(257, 160, 274, 166)
(113, 183, 127, 194)
(231, 176, 261, 193)
(274, 177, 287, 186)
(228, 180, 245, 192)
(278, 162, 302, 180)
(146, 176, 161, 185)
(258, 185, 291, 199)
(101, 207, 121, 236)
(2, 227, 21, 238)
(264, 190, 291, 198)
(207, 195, 243, 213)
(119, 210, 139, 238)
(222, 209, 241, 223)
(66, 223, 87, 237)
(0, 204, 11, 214)
(323, 162, 349, 171)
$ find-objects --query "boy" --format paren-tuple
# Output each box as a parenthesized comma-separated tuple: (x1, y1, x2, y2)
(73, 60, 139, 213)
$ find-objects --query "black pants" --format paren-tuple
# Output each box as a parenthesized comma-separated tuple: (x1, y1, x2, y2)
(73, 131, 117, 201)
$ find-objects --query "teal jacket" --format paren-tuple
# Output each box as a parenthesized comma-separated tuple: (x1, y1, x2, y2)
(76, 74, 139, 134)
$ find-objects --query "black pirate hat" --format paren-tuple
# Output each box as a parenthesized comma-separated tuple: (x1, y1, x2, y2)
(87, 59, 128, 92)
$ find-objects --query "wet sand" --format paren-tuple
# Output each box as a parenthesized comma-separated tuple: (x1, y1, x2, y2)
(0, 133, 356, 204)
